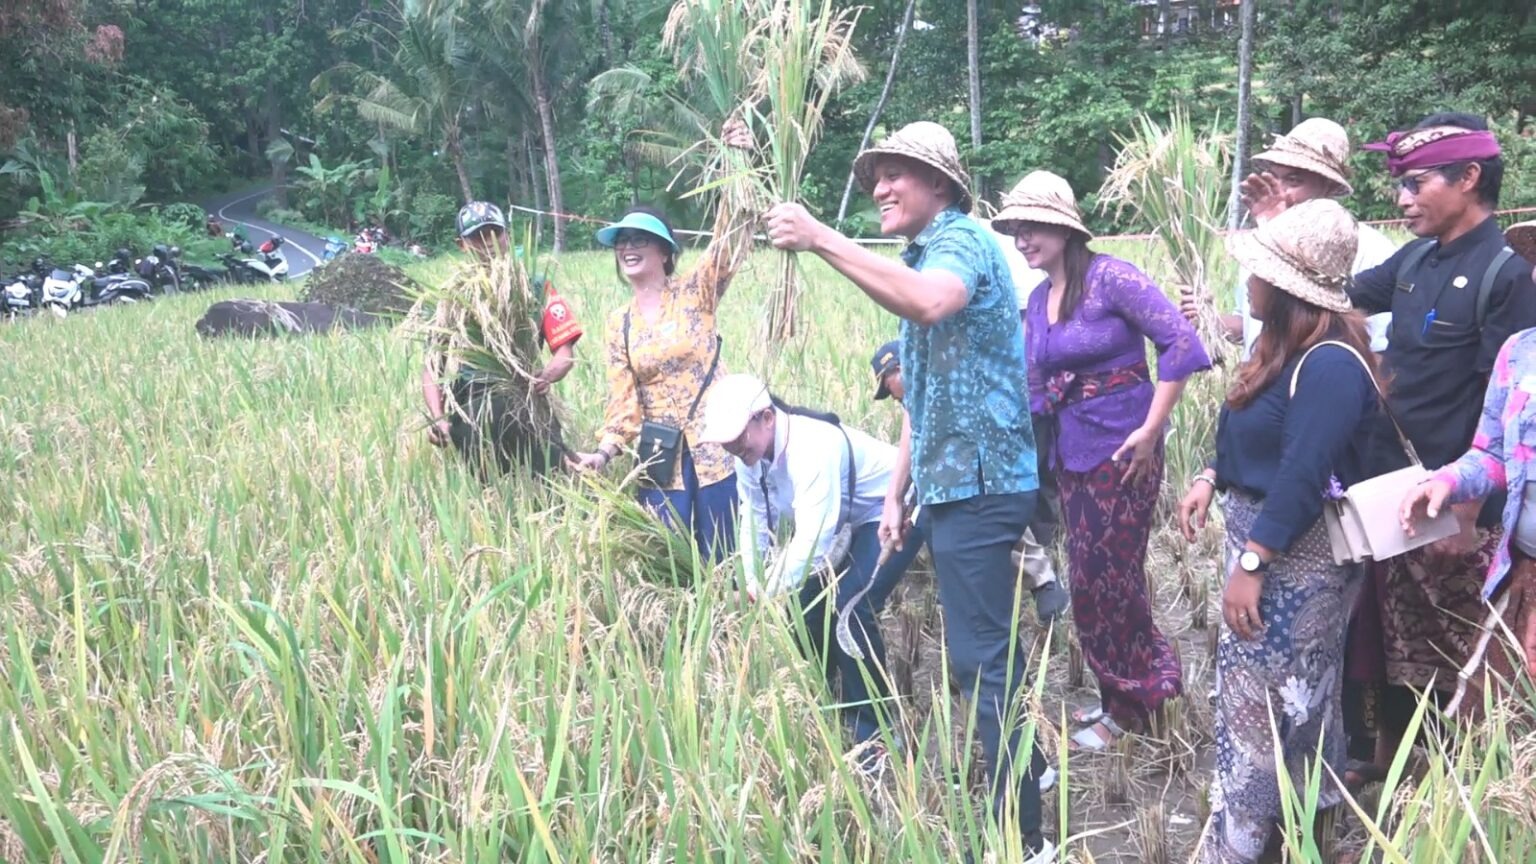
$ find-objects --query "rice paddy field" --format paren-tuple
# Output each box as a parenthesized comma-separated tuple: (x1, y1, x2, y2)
(2, 238, 1534, 863)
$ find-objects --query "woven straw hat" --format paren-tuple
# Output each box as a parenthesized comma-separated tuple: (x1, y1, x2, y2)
(1253, 117, 1354, 196)
(1226, 198, 1358, 314)
(1507, 221, 1536, 266)
(989, 170, 1093, 240)
(853, 121, 973, 212)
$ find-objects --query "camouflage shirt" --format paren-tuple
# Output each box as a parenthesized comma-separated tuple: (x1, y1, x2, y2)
(898, 207, 1039, 506)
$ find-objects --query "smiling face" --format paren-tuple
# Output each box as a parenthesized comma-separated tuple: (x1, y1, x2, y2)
(1396, 163, 1481, 238)
(871, 155, 953, 238)
(720, 408, 776, 467)
(1012, 221, 1074, 272)
(612, 228, 668, 283)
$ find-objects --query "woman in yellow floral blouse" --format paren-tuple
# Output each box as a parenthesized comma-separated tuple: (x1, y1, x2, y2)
(568, 139, 754, 561)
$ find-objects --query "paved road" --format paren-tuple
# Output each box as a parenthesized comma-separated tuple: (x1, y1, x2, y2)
(203, 185, 330, 278)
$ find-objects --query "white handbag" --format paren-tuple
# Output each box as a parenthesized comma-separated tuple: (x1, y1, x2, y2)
(1289, 341, 1460, 565)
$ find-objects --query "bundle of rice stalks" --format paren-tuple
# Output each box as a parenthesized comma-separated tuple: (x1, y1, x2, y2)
(300, 253, 418, 315)
(1099, 107, 1234, 361)
(661, 0, 864, 344)
(407, 231, 569, 476)
(552, 474, 709, 590)
(747, 0, 864, 342)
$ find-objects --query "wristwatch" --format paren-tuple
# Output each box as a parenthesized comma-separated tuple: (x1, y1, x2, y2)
(1238, 550, 1269, 575)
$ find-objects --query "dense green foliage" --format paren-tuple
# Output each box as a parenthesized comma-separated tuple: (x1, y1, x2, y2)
(2, 0, 1534, 253)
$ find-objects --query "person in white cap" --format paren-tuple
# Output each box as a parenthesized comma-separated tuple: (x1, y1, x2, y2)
(763, 120, 1054, 862)
(1180, 118, 1397, 355)
(699, 373, 921, 761)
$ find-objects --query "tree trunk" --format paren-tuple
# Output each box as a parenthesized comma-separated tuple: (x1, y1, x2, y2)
(525, 130, 546, 246)
(597, 0, 613, 67)
(263, 8, 286, 207)
(1227, 0, 1257, 231)
(447, 124, 473, 203)
(526, 0, 566, 251)
(266, 81, 286, 207)
(966, 0, 983, 151)
(836, 0, 917, 226)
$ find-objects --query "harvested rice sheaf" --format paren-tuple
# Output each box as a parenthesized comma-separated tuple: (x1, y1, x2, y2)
(300, 254, 418, 315)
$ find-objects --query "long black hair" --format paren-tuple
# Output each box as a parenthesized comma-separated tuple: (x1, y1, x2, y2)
(1055, 232, 1099, 322)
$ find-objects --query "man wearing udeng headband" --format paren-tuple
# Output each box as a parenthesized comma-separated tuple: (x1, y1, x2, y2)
(1349, 113, 1536, 753)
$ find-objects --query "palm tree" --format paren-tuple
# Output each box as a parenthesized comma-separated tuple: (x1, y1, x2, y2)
(314, 0, 478, 202)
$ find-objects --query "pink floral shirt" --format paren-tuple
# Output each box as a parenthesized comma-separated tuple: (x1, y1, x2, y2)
(1436, 327, 1536, 598)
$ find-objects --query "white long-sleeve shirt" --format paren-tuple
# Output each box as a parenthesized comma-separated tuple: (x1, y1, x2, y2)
(1237, 222, 1399, 355)
(736, 408, 897, 598)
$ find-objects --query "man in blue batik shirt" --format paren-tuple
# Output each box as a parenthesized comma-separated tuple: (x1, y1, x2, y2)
(765, 121, 1053, 864)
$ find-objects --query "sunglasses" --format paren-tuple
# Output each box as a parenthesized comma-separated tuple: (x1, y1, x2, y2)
(1398, 171, 1436, 196)
(613, 230, 656, 249)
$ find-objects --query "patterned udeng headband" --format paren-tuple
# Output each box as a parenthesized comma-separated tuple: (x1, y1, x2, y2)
(1363, 126, 1502, 177)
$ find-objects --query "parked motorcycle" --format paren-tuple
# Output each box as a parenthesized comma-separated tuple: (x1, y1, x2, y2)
(85, 259, 153, 307)
(322, 236, 347, 261)
(135, 244, 184, 294)
(40, 265, 88, 315)
(233, 236, 289, 282)
(3, 265, 43, 318)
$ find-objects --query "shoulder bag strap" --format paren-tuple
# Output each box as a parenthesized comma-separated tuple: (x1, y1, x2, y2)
(838, 426, 856, 528)
(683, 336, 723, 422)
(1289, 339, 1421, 466)
(1395, 239, 1435, 288)
(1476, 246, 1516, 328)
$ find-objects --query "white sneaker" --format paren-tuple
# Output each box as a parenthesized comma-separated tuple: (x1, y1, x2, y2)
(1038, 765, 1057, 793)
(1023, 838, 1057, 863)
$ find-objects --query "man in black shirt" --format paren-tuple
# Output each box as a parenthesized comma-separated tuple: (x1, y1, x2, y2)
(1349, 112, 1536, 747)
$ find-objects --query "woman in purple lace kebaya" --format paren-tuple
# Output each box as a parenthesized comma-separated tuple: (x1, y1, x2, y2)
(992, 171, 1212, 750)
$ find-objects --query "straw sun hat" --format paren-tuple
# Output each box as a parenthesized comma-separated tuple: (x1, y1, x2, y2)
(1226, 198, 1358, 314)
(1252, 117, 1354, 196)
(989, 170, 1093, 240)
(853, 121, 973, 212)
(1507, 221, 1536, 266)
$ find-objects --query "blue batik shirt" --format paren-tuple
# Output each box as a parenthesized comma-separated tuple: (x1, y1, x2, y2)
(898, 207, 1039, 506)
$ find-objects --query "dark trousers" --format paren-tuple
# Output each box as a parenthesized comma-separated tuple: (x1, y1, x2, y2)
(927, 491, 1047, 842)
(636, 445, 737, 564)
(448, 379, 561, 478)
(797, 521, 923, 743)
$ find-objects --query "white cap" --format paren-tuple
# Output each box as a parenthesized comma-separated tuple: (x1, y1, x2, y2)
(698, 373, 773, 444)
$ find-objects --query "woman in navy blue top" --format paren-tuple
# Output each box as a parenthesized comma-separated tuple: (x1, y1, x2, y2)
(1178, 200, 1386, 864)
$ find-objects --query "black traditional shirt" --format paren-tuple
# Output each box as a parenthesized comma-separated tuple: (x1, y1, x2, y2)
(1350, 216, 1536, 524)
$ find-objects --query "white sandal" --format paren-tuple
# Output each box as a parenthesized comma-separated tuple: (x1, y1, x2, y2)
(1069, 716, 1125, 752)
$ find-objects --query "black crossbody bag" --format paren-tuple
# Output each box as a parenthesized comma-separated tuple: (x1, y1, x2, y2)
(624, 311, 722, 488)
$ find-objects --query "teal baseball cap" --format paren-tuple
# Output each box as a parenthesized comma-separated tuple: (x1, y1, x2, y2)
(595, 211, 680, 253)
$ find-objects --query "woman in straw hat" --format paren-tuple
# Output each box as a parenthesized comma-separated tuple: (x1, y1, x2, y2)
(1176, 199, 1386, 863)
(994, 170, 1211, 751)
(1399, 220, 1536, 710)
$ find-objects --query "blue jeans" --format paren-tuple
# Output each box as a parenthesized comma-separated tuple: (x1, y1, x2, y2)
(636, 445, 737, 564)
(797, 521, 923, 743)
(926, 491, 1046, 843)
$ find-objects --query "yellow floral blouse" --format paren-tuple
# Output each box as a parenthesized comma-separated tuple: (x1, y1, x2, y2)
(597, 207, 752, 491)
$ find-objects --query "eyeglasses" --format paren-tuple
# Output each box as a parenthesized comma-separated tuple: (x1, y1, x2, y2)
(1398, 171, 1435, 196)
(613, 231, 656, 249)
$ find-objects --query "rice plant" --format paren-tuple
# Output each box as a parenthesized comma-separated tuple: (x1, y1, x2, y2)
(3, 236, 1532, 863)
